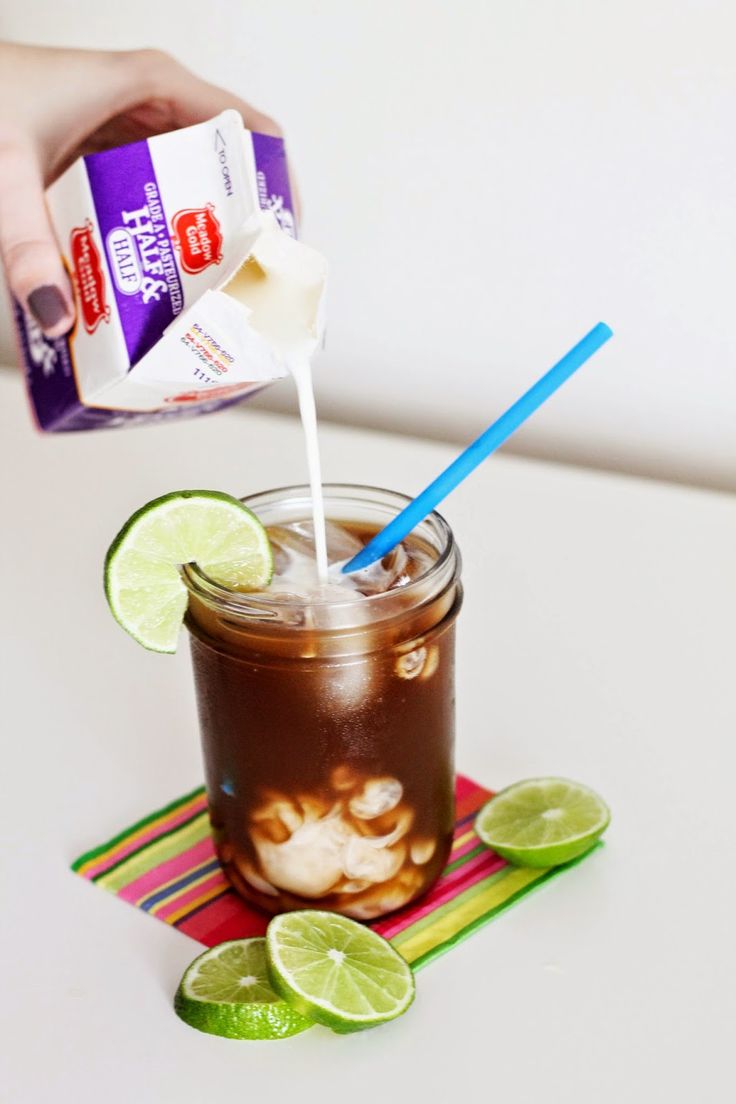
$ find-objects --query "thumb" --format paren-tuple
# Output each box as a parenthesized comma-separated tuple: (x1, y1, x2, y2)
(0, 131, 75, 337)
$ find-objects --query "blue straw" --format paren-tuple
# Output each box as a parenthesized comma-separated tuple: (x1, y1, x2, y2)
(342, 322, 613, 574)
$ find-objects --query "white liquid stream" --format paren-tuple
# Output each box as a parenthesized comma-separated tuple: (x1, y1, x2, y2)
(289, 357, 329, 583)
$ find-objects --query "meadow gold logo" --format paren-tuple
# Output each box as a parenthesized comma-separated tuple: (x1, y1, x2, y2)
(69, 221, 110, 333)
(171, 204, 223, 274)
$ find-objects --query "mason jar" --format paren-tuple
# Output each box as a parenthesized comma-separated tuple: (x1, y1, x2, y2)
(183, 484, 463, 920)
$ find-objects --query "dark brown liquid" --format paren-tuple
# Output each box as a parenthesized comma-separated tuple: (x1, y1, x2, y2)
(186, 521, 461, 920)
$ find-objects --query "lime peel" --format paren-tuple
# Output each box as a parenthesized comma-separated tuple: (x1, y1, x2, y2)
(104, 490, 273, 653)
(174, 938, 313, 1040)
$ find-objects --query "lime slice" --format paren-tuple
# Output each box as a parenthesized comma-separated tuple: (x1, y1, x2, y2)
(104, 490, 273, 653)
(475, 777, 610, 868)
(266, 910, 415, 1034)
(174, 938, 314, 1040)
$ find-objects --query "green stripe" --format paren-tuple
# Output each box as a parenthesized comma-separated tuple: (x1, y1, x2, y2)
(443, 843, 485, 875)
(88, 806, 209, 883)
(391, 866, 512, 949)
(71, 785, 205, 872)
(411, 868, 557, 970)
(96, 814, 211, 893)
(410, 842, 604, 971)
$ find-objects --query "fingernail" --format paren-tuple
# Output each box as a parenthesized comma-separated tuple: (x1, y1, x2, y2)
(27, 285, 71, 331)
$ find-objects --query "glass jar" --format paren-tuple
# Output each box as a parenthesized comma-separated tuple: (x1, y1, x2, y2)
(183, 484, 463, 920)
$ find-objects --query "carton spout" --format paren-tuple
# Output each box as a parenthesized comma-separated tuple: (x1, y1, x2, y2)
(223, 213, 327, 365)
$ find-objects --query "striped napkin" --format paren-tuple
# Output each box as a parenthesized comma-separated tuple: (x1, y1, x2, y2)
(72, 774, 584, 969)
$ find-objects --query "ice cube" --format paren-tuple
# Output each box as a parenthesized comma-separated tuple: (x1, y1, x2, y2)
(269, 520, 362, 567)
(324, 521, 364, 564)
(269, 522, 318, 562)
(339, 879, 372, 894)
(306, 582, 374, 630)
(351, 544, 410, 596)
(339, 876, 420, 919)
(233, 856, 280, 897)
(268, 521, 367, 611)
(395, 647, 427, 680)
(342, 837, 405, 883)
(331, 765, 360, 791)
(253, 814, 349, 897)
(317, 659, 371, 707)
(349, 777, 403, 819)
(410, 838, 437, 865)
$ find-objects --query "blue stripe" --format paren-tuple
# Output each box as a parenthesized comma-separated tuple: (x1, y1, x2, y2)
(173, 886, 235, 927)
(455, 807, 483, 830)
(140, 858, 222, 912)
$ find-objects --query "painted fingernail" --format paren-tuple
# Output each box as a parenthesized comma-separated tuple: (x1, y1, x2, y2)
(27, 285, 71, 331)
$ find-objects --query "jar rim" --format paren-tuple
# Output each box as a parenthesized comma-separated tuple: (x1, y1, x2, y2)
(182, 483, 459, 625)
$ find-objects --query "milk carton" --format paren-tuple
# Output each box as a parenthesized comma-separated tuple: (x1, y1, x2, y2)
(13, 110, 309, 432)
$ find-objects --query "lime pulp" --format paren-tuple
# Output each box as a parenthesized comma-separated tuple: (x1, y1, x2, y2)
(474, 777, 610, 867)
(266, 910, 415, 1034)
(104, 490, 273, 653)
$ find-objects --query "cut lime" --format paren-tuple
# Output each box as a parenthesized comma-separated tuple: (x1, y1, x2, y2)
(266, 910, 415, 1034)
(174, 938, 313, 1040)
(475, 777, 610, 868)
(104, 490, 273, 653)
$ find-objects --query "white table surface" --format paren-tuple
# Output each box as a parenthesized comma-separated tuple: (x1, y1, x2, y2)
(1, 370, 734, 1103)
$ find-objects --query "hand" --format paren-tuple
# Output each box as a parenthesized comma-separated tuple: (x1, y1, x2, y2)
(0, 42, 282, 338)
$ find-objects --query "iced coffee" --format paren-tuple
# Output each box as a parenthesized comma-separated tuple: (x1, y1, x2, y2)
(184, 485, 462, 920)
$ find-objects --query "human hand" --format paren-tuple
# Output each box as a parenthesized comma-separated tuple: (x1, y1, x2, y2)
(0, 42, 282, 338)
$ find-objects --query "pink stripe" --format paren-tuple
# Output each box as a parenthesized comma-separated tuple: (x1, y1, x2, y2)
(177, 895, 269, 946)
(454, 774, 478, 803)
(84, 796, 208, 880)
(155, 870, 226, 920)
(118, 837, 216, 903)
(451, 833, 482, 862)
(375, 851, 506, 939)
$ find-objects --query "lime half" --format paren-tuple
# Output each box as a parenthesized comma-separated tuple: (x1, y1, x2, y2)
(104, 490, 273, 653)
(475, 778, 610, 868)
(174, 938, 313, 1040)
(266, 911, 415, 1034)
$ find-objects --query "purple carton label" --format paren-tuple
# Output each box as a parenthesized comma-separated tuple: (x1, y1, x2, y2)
(14, 301, 80, 430)
(85, 141, 184, 367)
(252, 132, 297, 237)
(15, 292, 271, 433)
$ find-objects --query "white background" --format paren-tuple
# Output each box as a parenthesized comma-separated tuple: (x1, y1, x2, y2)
(1, 0, 735, 490)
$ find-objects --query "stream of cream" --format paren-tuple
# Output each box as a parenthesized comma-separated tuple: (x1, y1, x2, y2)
(289, 356, 328, 583)
(222, 220, 329, 584)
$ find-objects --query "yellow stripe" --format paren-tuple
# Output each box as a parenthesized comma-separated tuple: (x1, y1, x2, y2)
(396, 866, 545, 964)
(165, 882, 226, 925)
(451, 829, 475, 853)
(75, 793, 206, 877)
(149, 866, 225, 916)
(95, 816, 210, 892)
(136, 857, 219, 908)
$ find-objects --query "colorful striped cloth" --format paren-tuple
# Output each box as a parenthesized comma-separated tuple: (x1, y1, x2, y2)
(72, 774, 587, 970)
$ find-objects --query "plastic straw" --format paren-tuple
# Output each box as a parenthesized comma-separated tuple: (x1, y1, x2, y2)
(342, 322, 613, 574)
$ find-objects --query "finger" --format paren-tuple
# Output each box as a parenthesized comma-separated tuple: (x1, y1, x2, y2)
(0, 130, 74, 337)
(26, 46, 283, 175)
(133, 52, 301, 221)
(132, 50, 283, 137)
